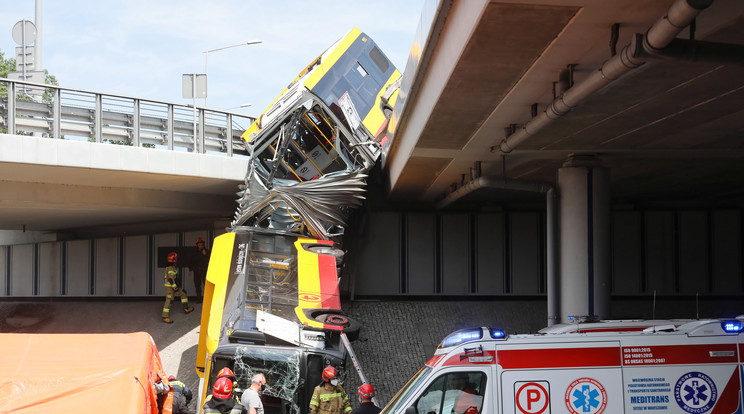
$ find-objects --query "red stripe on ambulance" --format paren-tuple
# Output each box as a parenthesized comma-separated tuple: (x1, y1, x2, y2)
(622, 344, 738, 365)
(498, 347, 621, 369)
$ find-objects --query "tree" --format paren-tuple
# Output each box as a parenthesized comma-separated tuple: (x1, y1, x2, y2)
(2, 48, 60, 134)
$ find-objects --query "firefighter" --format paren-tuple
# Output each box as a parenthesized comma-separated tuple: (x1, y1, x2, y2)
(309, 366, 351, 414)
(203, 377, 247, 414)
(189, 237, 210, 302)
(204, 367, 240, 405)
(162, 252, 194, 323)
(350, 384, 380, 414)
(168, 375, 193, 414)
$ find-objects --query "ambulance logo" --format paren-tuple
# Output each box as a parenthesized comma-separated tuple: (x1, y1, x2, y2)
(564, 378, 607, 414)
(674, 372, 717, 413)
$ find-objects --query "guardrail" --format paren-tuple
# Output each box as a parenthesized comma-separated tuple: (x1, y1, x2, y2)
(0, 77, 256, 157)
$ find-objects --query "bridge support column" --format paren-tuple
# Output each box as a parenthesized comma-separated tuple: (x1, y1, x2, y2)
(557, 155, 611, 323)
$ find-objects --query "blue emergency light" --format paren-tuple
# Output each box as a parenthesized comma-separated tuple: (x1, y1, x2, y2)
(440, 328, 483, 348)
(721, 320, 743, 333)
(489, 328, 506, 339)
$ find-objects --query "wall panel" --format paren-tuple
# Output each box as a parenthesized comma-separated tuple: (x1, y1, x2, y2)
(677, 211, 708, 294)
(644, 211, 675, 294)
(354, 212, 401, 295)
(406, 213, 435, 295)
(95, 238, 119, 296)
(612, 211, 642, 294)
(0, 246, 7, 296)
(66, 240, 91, 296)
(710, 210, 742, 293)
(476, 213, 505, 294)
(124, 235, 149, 296)
(441, 214, 470, 295)
(510, 212, 541, 294)
(10, 244, 33, 296)
(38, 242, 62, 296)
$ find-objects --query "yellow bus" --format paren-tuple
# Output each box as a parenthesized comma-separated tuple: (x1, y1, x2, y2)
(242, 27, 401, 146)
(232, 28, 401, 240)
(195, 227, 358, 413)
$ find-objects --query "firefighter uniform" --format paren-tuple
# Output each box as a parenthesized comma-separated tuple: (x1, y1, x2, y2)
(162, 263, 193, 321)
(309, 383, 352, 414)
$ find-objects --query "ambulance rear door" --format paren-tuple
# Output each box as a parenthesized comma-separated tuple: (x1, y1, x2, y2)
(497, 340, 623, 414)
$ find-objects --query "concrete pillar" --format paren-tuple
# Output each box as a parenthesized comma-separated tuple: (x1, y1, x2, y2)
(558, 155, 611, 322)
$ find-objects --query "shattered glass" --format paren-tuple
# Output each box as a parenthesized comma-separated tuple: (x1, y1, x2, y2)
(231, 347, 302, 414)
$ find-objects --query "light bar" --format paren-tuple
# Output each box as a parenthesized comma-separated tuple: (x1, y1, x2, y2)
(721, 320, 743, 333)
(489, 328, 506, 339)
(440, 328, 483, 348)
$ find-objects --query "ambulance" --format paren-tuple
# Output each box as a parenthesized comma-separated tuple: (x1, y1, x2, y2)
(381, 317, 744, 414)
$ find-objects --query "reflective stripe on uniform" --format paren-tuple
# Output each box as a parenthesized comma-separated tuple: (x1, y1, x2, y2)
(163, 308, 170, 313)
(319, 392, 344, 401)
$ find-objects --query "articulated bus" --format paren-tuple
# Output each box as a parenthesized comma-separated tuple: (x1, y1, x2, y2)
(197, 28, 399, 414)
(231, 28, 401, 240)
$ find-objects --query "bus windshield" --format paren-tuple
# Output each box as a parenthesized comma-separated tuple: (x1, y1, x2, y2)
(381, 366, 433, 414)
(213, 347, 301, 414)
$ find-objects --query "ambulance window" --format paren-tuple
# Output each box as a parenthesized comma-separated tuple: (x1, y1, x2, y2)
(415, 372, 485, 414)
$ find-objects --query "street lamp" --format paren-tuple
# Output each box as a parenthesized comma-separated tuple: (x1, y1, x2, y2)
(204, 40, 262, 107)
(222, 103, 252, 112)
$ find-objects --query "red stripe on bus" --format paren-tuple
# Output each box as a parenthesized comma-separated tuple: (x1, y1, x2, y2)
(622, 344, 738, 365)
(498, 347, 621, 369)
(317, 246, 341, 310)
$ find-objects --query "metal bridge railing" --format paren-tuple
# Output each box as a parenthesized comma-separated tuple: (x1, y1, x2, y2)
(0, 77, 256, 157)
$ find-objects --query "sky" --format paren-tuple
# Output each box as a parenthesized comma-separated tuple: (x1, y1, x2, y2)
(0, 0, 427, 116)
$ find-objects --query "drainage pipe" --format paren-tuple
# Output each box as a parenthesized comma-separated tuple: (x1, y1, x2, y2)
(497, 0, 713, 153)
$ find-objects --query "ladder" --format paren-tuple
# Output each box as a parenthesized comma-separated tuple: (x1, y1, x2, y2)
(340, 331, 379, 407)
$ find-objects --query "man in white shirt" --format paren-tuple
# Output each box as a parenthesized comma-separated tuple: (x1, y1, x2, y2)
(241, 373, 267, 414)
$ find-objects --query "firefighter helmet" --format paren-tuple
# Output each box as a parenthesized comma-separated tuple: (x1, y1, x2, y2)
(358, 383, 375, 399)
(196, 237, 205, 245)
(217, 367, 236, 381)
(167, 252, 178, 263)
(322, 366, 337, 382)
(213, 377, 233, 399)
(168, 375, 176, 381)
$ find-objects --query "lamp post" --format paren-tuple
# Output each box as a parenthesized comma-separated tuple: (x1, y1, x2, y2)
(204, 40, 262, 107)
(222, 103, 252, 112)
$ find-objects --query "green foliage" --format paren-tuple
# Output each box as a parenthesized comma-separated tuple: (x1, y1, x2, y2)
(1, 49, 59, 134)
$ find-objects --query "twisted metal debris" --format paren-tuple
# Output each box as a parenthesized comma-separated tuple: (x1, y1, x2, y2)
(231, 92, 380, 241)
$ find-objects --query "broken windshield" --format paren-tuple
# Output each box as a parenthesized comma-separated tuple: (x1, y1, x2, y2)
(216, 347, 302, 414)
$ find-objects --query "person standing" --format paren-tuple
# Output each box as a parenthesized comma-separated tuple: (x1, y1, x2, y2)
(162, 252, 194, 324)
(203, 377, 247, 414)
(350, 384, 380, 414)
(240, 373, 266, 414)
(309, 366, 351, 414)
(190, 237, 211, 302)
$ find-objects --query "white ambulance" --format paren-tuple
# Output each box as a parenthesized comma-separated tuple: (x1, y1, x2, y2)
(380, 317, 743, 414)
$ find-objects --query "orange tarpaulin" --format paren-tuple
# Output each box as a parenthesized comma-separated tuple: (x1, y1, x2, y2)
(0, 332, 172, 414)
